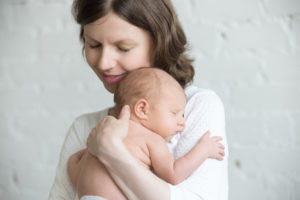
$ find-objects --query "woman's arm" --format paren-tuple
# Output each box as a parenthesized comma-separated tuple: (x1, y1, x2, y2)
(48, 118, 85, 200)
(87, 105, 170, 200)
(49, 109, 107, 200)
(100, 140, 170, 200)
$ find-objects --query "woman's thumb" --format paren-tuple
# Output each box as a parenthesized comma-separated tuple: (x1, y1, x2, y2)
(118, 105, 130, 121)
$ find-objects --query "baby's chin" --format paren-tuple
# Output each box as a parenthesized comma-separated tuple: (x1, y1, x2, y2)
(164, 135, 175, 142)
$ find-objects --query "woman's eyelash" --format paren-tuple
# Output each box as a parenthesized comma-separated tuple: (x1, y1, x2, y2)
(89, 44, 101, 49)
(118, 47, 130, 52)
(88, 44, 129, 52)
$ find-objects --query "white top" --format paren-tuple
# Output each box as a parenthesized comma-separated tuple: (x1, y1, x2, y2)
(48, 85, 228, 200)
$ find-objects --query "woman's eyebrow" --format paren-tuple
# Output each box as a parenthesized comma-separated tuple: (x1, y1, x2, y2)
(83, 34, 99, 42)
(114, 39, 137, 46)
(84, 34, 137, 45)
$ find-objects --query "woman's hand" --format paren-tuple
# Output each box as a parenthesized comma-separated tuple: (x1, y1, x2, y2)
(85, 105, 169, 200)
(87, 105, 131, 158)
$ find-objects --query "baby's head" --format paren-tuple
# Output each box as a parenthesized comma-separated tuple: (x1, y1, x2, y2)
(114, 67, 186, 141)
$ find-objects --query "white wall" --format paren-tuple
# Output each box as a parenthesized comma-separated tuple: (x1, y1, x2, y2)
(0, 0, 299, 199)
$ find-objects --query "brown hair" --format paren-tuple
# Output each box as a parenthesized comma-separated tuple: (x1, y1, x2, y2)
(72, 0, 194, 88)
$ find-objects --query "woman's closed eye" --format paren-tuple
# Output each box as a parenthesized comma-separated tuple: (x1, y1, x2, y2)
(115, 41, 136, 53)
(118, 46, 130, 52)
(89, 43, 102, 49)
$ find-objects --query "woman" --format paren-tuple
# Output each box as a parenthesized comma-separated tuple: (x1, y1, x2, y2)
(49, 0, 228, 199)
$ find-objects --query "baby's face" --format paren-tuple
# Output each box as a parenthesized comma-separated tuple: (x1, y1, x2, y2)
(147, 86, 186, 141)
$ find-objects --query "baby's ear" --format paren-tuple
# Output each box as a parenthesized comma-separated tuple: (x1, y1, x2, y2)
(134, 99, 150, 120)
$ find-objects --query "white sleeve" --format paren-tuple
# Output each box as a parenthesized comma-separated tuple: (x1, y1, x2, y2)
(48, 117, 86, 200)
(170, 91, 229, 200)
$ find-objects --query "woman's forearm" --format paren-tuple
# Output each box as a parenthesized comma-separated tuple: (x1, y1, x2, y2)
(87, 106, 170, 199)
(98, 139, 170, 200)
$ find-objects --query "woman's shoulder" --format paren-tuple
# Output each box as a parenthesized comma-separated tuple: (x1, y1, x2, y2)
(184, 85, 223, 105)
(72, 108, 109, 129)
(67, 108, 110, 143)
(183, 85, 225, 122)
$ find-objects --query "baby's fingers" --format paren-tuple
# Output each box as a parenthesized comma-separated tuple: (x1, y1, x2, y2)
(216, 154, 224, 161)
(216, 150, 225, 160)
(203, 130, 211, 138)
(219, 149, 225, 156)
(212, 136, 223, 142)
(217, 143, 225, 159)
(218, 143, 225, 150)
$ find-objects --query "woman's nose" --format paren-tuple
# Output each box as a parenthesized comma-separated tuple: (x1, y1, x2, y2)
(97, 47, 117, 71)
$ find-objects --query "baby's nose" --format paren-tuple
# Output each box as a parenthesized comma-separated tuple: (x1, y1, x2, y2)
(178, 117, 185, 127)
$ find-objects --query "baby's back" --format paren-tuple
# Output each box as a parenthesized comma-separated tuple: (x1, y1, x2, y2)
(123, 120, 157, 169)
(78, 120, 157, 199)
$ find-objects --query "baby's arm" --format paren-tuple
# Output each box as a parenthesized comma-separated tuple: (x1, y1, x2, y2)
(67, 148, 87, 187)
(148, 131, 224, 185)
(68, 147, 127, 199)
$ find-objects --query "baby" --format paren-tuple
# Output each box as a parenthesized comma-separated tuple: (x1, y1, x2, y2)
(68, 68, 225, 200)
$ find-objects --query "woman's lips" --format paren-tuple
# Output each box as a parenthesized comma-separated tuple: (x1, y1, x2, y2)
(102, 73, 126, 84)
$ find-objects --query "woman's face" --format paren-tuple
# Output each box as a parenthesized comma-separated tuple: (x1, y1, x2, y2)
(83, 12, 153, 93)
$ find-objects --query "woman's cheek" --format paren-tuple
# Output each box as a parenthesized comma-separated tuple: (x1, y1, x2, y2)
(85, 49, 97, 69)
(124, 51, 151, 70)
(85, 48, 92, 65)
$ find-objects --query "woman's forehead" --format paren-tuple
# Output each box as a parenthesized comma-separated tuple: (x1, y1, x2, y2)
(83, 13, 149, 42)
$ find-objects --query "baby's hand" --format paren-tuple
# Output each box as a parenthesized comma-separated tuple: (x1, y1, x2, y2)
(198, 131, 225, 160)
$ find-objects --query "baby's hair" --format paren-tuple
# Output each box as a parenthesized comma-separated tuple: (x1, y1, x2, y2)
(113, 68, 166, 115)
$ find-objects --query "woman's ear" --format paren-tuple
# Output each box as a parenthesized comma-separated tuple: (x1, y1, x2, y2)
(134, 98, 150, 120)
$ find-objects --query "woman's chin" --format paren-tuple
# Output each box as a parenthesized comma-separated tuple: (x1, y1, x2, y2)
(104, 83, 116, 94)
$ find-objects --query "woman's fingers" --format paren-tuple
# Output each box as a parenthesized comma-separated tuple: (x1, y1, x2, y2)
(87, 127, 100, 156)
(87, 105, 131, 157)
(87, 127, 97, 147)
(118, 105, 130, 121)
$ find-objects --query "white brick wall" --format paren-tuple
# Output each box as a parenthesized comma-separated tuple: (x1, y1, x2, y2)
(0, 0, 299, 199)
